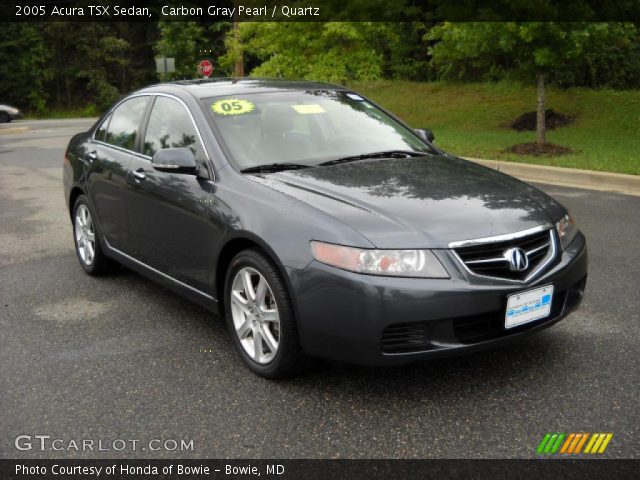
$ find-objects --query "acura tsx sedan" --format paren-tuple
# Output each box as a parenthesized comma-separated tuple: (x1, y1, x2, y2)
(63, 79, 587, 377)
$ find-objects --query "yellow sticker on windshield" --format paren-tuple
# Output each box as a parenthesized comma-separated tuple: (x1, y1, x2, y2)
(291, 104, 326, 114)
(211, 98, 255, 115)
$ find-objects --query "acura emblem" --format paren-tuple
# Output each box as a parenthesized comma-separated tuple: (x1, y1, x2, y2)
(504, 247, 529, 272)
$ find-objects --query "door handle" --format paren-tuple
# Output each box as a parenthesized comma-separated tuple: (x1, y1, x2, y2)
(132, 169, 147, 182)
(87, 151, 97, 163)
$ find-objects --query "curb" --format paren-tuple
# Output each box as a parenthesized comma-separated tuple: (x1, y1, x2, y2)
(465, 157, 640, 196)
(0, 126, 29, 135)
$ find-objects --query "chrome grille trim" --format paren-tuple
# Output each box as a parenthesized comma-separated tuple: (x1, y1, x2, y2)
(448, 224, 552, 249)
(463, 240, 551, 265)
(450, 227, 557, 283)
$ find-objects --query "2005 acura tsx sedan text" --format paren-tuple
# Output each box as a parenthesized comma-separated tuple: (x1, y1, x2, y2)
(63, 79, 587, 377)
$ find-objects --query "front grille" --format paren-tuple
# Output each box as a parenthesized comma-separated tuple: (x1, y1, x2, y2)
(453, 228, 555, 281)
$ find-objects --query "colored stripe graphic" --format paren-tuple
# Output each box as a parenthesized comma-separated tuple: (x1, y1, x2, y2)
(544, 434, 559, 454)
(584, 433, 599, 453)
(574, 433, 589, 453)
(550, 434, 565, 453)
(537, 434, 552, 454)
(537, 433, 566, 454)
(584, 433, 613, 454)
(567, 433, 584, 454)
(560, 433, 575, 454)
(598, 434, 613, 453)
(539, 433, 613, 454)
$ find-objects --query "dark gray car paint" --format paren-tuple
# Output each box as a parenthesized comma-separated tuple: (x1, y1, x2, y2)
(254, 155, 566, 249)
(63, 79, 586, 365)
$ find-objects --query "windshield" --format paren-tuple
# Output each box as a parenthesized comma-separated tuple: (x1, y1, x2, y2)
(203, 90, 432, 170)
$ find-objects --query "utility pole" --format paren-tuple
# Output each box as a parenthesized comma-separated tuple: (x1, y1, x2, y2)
(536, 73, 546, 145)
(234, 0, 244, 77)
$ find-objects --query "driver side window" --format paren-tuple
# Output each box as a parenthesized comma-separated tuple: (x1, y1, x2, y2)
(143, 97, 206, 162)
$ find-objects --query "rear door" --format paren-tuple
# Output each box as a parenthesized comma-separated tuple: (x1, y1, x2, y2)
(127, 95, 220, 293)
(86, 96, 149, 253)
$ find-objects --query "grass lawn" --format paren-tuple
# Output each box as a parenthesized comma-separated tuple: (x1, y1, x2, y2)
(350, 80, 640, 175)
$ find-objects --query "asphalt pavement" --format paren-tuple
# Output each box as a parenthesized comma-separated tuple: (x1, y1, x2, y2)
(1, 119, 638, 459)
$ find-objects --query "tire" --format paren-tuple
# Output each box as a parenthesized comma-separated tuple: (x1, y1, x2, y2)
(0, 112, 10, 123)
(224, 249, 312, 378)
(72, 195, 116, 275)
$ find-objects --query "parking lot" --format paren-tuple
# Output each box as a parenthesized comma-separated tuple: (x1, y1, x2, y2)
(1, 119, 638, 459)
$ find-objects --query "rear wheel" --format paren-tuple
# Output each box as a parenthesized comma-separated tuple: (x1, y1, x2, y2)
(72, 195, 116, 275)
(224, 249, 311, 378)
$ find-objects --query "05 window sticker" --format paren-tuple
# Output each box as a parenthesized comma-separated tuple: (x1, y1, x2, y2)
(211, 98, 256, 115)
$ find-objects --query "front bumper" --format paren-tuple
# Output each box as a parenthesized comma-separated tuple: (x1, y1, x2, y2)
(287, 232, 587, 366)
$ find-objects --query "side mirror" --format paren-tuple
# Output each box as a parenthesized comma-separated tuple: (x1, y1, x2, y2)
(151, 148, 198, 173)
(415, 128, 435, 143)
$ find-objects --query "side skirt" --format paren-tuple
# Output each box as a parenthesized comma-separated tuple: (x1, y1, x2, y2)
(103, 241, 220, 315)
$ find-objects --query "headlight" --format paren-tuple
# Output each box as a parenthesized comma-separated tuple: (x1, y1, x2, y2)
(6, 107, 19, 114)
(310, 241, 449, 278)
(555, 213, 578, 250)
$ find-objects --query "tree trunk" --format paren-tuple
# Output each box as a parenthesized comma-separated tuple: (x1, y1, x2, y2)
(536, 73, 546, 145)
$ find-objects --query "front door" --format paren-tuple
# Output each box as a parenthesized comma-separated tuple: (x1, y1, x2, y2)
(127, 95, 221, 293)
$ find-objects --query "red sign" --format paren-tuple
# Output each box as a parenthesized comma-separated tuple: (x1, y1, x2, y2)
(199, 60, 213, 78)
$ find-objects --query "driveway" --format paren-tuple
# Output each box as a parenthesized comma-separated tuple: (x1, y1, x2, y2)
(1, 120, 638, 458)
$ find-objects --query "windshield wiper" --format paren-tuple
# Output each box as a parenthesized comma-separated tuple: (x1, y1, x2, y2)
(318, 150, 428, 167)
(241, 163, 312, 174)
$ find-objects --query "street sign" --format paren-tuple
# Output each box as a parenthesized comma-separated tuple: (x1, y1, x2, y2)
(155, 57, 175, 74)
(199, 60, 213, 78)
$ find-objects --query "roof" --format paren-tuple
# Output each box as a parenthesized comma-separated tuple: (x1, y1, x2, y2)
(143, 78, 349, 99)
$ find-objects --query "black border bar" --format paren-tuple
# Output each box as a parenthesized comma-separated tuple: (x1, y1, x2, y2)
(2, 0, 640, 22)
(2, 459, 639, 480)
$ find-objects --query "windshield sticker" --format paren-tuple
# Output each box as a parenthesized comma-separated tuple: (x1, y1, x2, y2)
(211, 98, 255, 115)
(291, 104, 326, 114)
(346, 93, 364, 101)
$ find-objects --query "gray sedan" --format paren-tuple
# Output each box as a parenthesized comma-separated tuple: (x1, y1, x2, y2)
(63, 79, 587, 377)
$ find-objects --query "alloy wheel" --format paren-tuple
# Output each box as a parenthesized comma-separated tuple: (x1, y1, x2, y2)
(230, 267, 281, 364)
(74, 204, 96, 266)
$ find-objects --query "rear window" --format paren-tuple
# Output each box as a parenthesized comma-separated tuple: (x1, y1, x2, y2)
(105, 96, 148, 151)
(94, 114, 110, 142)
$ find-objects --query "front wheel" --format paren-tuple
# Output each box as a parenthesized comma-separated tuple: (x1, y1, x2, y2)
(0, 112, 10, 123)
(224, 249, 311, 378)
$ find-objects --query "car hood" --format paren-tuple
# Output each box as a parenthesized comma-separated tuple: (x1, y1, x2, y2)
(254, 156, 564, 249)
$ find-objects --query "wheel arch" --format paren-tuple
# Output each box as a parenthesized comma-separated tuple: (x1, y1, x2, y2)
(68, 186, 86, 219)
(215, 233, 296, 314)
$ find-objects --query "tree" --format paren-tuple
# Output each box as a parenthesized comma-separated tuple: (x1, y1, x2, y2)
(0, 23, 52, 112)
(220, 22, 428, 83)
(0, 22, 157, 113)
(156, 21, 230, 80)
(156, 21, 206, 80)
(429, 22, 639, 145)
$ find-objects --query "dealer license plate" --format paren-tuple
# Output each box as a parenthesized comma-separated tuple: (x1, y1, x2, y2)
(505, 285, 554, 329)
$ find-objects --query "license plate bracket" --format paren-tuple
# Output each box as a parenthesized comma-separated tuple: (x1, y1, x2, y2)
(505, 285, 554, 329)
